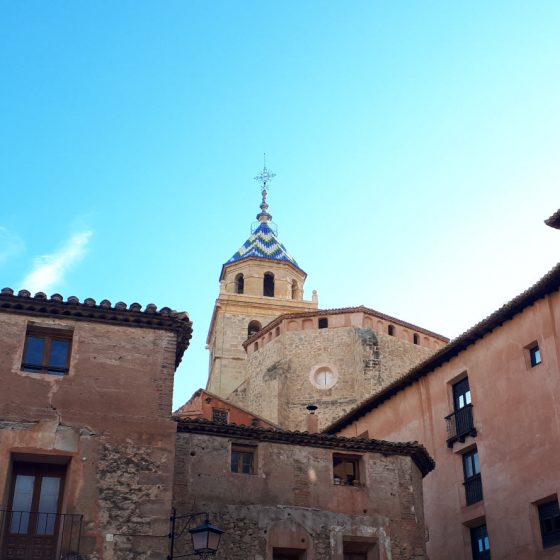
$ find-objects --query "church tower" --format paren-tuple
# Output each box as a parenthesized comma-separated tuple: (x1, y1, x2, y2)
(206, 163, 318, 397)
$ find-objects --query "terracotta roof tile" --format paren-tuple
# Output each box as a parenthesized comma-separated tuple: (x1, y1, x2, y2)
(176, 418, 435, 477)
(0, 288, 192, 367)
(243, 305, 449, 348)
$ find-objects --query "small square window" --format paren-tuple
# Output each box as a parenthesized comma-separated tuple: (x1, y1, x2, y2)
(530, 345, 542, 367)
(318, 318, 328, 329)
(333, 454, 361, 486)
(231, 445, 256, 475)
(538, 499, 560, 549)
(21, 327, 72, 376)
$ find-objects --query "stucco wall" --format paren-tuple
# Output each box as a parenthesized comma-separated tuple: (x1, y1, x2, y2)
(173, 430, 427, 560)
(0, 312, 179, 560)
(337, 291, 560, 560)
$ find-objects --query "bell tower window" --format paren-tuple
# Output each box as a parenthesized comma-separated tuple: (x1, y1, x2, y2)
(291, 280, 297, 300)
(263, 272, 275, 297)
(248, 321, 262, 338)
(235, 273, 244, 294)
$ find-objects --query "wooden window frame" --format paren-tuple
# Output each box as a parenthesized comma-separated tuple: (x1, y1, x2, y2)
(21, 327, 73, 376)
(333, 453, 362, 487)
(231, 444, 257, 475)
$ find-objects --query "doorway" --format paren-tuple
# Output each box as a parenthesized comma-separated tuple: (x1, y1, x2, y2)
(273, 547, 306, 559)
(1, 462, 66, 560)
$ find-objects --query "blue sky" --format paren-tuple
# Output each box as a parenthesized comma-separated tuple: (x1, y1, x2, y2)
(1, 2, 558, 409)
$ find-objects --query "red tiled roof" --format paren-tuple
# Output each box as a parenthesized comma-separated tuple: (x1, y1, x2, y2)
(324, 262, 560, 434)
(176, 418, 435, 477)
(243, 305, 449, 348)
(0, 287, 192, 367)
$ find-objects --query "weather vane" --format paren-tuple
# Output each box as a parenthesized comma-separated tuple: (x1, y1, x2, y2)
(254, 153, 276, 193)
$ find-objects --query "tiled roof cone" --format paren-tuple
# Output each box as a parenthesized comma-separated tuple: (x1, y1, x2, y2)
(224, 161, 303, 272)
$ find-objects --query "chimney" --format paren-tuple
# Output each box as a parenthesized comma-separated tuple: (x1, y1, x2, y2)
(306, 404, 318, 433)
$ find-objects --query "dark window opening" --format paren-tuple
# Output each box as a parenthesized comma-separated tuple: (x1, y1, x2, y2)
(530, 345, 542, 367)
(343, 539, 375, 560)
(21, 327, 72, 376)
(212, 408, 229, 424)
(387, 325, 395, 336)
(263, 272, 275, 297)
(470, 524, 491, 560)
(291, 280, 297, 300)
(273, 548, 306, 560)
(231, 445, 256, 475)
(248, 321, 262, 338)
(463, 448, 483, 505)
(235, 273, 244, 294)
(445, 376, 476, 447)
(318, 318, 328, 329)
(413, 333, 419, 345)
(453, 377, 471, 411)
(333, 454, 361, 486)
(539, 499, 560, 549)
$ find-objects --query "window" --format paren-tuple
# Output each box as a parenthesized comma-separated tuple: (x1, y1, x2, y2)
(263, 272, 275, 297)
(413, 333, 419, 345)
(453, 377, 471, 410)
(446, 376, 476, 447)
(247, 320, 262, 338)
(4, 461, 68, 559)
(318, 318, 328, 329)
(387, 325, 394, 336)
(538, 499, 560, 549)
(470, 524, 491, 560)
(463, 448, 483, 505)
(333, 454, 361, 486)
(309, 364, 338, 390)
(343, 539, 376, 560)
(21, 327, 72, 375)
(291, 280, 297, 300)
(235, 273, 244, 294)
(530, 344, 542, 367)
(231, 445, 256, 475)
(212, 408, 229, 424)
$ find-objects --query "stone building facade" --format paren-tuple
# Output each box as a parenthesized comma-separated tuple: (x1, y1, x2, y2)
(0, 288, 192, 560)
(327, 261, 560, 560)
(229, 307, 447, 431)
(205, 171, 448, 430)
(173, 419, 434, 560)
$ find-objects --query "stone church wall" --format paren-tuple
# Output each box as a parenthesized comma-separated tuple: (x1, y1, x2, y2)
(231, 325, 434, 431)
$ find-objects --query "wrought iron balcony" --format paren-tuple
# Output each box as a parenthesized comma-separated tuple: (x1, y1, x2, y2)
(445, 404, 477, 447)
(0, 509, 83, 559)
(464, 473, 484, 505)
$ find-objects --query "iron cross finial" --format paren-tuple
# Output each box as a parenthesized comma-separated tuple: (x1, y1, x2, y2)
(254, 153, 276, 193)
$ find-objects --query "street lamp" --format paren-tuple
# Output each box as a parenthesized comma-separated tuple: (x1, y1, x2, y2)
(168, 509, 225, 559)
(190, 518, 224, 557)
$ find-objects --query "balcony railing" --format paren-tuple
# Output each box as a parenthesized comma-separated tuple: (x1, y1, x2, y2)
(445, 404, 477, 447)
(464, 473, 483, 505)
(0, 509, 83, 559)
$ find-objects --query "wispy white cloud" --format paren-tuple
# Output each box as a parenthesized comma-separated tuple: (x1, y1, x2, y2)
(0, 227, 25, 265)
(21, 231, 93, 293)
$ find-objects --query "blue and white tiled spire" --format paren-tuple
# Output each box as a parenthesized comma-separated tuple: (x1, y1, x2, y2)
(224, 162, 302, 272)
